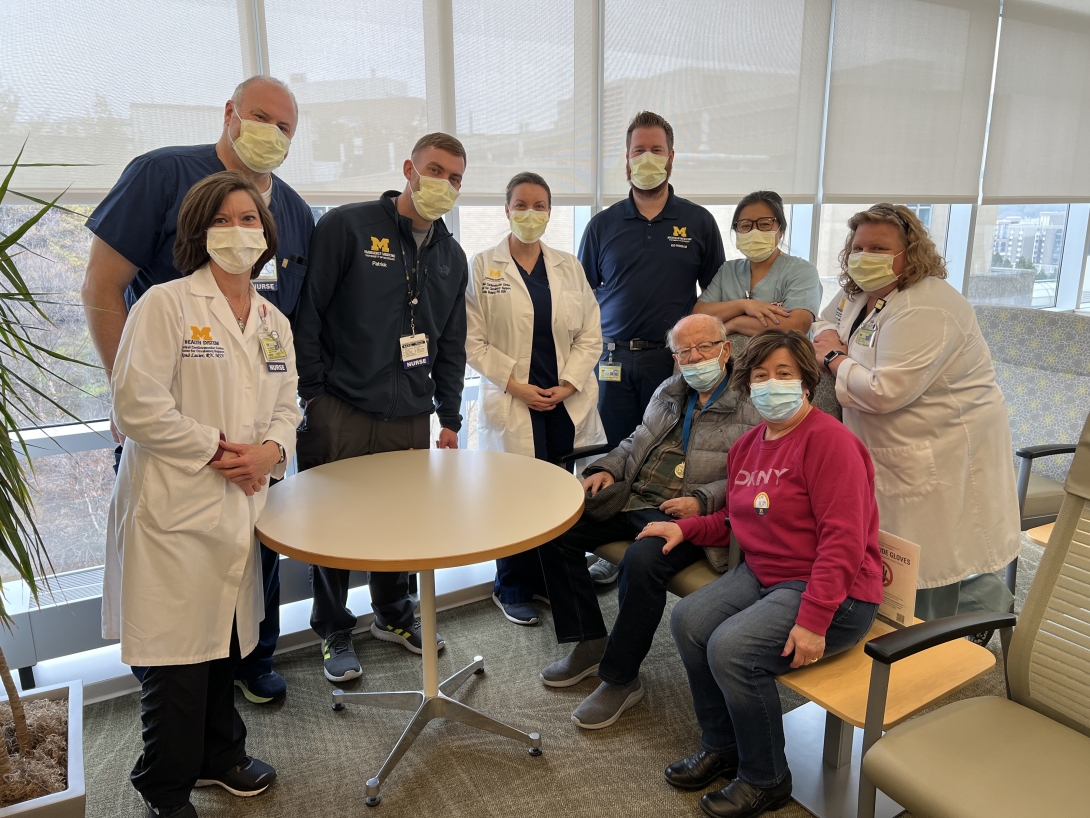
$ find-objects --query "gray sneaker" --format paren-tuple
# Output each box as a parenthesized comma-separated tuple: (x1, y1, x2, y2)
(321, 630, 361, 683)
(540, 636, 607, 687)
(589, 558, 620, 585)
(571, 678, 645, 729)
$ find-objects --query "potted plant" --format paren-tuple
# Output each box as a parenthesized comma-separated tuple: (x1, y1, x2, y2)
(0, 146, 89, 815)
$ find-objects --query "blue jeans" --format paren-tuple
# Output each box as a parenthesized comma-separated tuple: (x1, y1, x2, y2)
(671, 562, 878, 788)
(596, 346, 675, 448)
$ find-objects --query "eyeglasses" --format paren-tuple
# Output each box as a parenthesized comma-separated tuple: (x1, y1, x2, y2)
(734, 218, 779, 234)
(672, 339, 725, 364)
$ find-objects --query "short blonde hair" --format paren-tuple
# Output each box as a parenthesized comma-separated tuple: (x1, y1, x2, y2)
(837, 204, 947, 298)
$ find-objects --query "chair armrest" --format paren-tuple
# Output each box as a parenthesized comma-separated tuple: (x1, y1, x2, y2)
(561, 444, 612, 462)
(1015, 443, 1077, 461)
(864, 611, 1017, 665)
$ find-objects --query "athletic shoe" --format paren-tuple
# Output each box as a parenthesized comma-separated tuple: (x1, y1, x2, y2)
(370, 616, 446, 655)
(571, 678, 645, 729)
(321, 630, 361, 682)
(233, 671, 286, 704)
(492, 593, 539, 626)
(144, 801, 197, 818)
(540, 636, 607, 687)
(589, 557, 620, 585)
(195, 756, 276, 797)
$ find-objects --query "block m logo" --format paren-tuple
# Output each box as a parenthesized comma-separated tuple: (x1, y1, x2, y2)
(190, 326, 212, 341)
(673, 226, 687, 238)
(371, 236, 390, 253)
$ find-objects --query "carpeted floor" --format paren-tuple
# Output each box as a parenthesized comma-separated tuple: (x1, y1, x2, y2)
(84, 537, 1042, 818)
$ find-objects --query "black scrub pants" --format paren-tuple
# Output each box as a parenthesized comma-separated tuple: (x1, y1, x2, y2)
(299, 393, 429, 638)
(596, 345, 675, 448)
(131, 623, 247, 810)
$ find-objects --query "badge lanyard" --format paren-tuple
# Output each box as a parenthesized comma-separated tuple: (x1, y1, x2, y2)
(395, 226, 432, 369)
(853, 297, 887, 348)
(681, 377, 731, 453)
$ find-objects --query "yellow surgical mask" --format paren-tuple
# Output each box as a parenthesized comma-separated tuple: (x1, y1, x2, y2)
(231, 112, 290, 173)
(628, 152, 669, 190)
(846, 251, 903, 292)
(411, 164, 460, 221)
(206, 226, 267, 275)
(509, 209, 550, 243)
(735, 229, 779, 262)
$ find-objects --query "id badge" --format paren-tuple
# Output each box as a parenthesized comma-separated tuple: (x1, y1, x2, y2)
(260, 331, 288, 372)
(253, 258, 278, 293)
(598, 363, 622, 382)
(855, 326, 876, 348)
(400, 333, 430, 369)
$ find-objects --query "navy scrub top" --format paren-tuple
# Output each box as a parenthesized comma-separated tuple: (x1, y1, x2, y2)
(514, 254, 559, 389)
(579, 185, 725, 343)
(86, 144, 315, 322)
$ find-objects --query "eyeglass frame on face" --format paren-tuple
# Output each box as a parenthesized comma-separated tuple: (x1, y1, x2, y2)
(672, 339, 726, 364)
(734, 217, 779, 234)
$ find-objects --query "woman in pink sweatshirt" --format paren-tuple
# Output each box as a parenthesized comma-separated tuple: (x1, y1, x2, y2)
(640, 330, 883, 818)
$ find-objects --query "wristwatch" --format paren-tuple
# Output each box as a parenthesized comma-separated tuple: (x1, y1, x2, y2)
(265, 441, 286, 464)
(824, 349, 848, 369)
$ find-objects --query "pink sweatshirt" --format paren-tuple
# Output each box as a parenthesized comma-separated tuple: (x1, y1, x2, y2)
(676, 407, 883, 635)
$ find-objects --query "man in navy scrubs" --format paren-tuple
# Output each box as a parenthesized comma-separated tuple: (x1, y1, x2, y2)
(82, 75, 314, 705)
(578, 110, 725, 584)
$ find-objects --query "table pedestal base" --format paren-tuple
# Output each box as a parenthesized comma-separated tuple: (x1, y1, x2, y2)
(332, 571, 542, 806)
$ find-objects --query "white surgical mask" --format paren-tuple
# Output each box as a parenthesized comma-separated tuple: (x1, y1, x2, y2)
(628, 152, 669, 190)
(846, 251, 902, 292)
(735, 229, 779, 262)
(206, 226, 267, 275)
(680, 350, 725, 393)
(509, 209, 550, 243)
(230, 112, 291, 173)
(411, 164, 460, 221)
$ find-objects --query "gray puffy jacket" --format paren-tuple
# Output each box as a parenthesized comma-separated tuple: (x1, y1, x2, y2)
(585, 369, 763, 569)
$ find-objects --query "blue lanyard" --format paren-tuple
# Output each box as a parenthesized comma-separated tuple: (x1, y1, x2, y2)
(681, 377, 731, 453)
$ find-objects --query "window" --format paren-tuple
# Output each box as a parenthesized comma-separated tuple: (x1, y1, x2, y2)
(0, 205, 106, 428)
(265, 0, 428, 197)
(814, 204, 952, 314)
(968, 205, 1069, 308)
(0, 1, 246, 194)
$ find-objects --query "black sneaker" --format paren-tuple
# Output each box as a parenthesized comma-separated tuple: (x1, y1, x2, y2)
(321, 630, 362, 682)
(370, 616, 445, 655)
(195, 756, 276, 797)
(144, 801, 198, 818)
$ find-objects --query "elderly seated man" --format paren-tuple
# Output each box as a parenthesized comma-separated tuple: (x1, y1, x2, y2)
(537, 313, 762, 730)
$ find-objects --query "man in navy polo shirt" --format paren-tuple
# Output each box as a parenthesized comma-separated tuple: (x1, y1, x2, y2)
(580, 111, 725, 450)
(579, 111, 725, 585)
(81, 75, 314, 706)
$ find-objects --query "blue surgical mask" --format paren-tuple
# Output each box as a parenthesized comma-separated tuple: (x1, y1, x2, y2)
(680, 353, 725, 393)
(749, 379, 804, 422)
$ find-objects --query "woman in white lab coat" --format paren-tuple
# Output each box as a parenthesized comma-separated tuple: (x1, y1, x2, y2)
(466, 171, 606, 627)
(812, 204, 1020, 621)
(104, 171, 301, 815)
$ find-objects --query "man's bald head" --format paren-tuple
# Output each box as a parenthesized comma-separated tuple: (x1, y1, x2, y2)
(668, 313, 727, 352)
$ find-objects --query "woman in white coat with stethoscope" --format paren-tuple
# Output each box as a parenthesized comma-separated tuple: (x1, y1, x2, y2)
(104, 171, 301, 816)
(812, 204, 1020, 622)
(466, 171, 606, 627)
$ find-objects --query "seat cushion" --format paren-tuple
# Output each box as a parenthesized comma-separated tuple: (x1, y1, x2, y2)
(1023, 472, 1066, 521)
(593, 541, 720, 597)
(863, 696, 1090, 818)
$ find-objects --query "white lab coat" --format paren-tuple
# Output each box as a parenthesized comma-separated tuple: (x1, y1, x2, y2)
(103, 265, 302, 666)
(466, 238, 606, 457)
(813, 276, 1020, 588)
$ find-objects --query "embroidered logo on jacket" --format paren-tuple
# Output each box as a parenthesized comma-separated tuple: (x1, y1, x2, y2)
(190, 326, 212, 341)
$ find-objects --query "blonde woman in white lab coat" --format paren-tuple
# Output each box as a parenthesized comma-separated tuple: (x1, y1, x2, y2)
(812, 204, 1020, 622)
(466, 172, 606, 627)
(104, 171, 301, 815)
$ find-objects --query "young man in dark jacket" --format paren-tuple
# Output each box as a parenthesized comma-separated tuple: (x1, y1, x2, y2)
(293, 133, 469, 682)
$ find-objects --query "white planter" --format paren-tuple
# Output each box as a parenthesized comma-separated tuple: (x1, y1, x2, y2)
(0, 681, 84, 818)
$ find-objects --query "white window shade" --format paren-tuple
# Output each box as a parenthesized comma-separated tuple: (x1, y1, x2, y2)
(265, 0, 429, 199)
(452, 1, 594, 203)
(603, 0, 831, 203)
(821, 0, 999, 204)
(0, 0, 246, 197)
(982, 1, 1090, 204)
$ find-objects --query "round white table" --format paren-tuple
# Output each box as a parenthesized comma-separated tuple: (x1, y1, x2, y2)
(256, 449, 584, 807)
